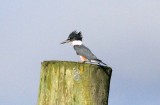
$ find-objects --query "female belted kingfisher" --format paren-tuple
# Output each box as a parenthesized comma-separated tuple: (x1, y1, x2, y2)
(60, 31, 107, 65)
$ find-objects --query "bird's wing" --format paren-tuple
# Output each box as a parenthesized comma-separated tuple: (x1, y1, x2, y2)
(74, 45, 97, 60)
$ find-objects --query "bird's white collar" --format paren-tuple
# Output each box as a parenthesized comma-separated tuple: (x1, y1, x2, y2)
(71, 40, 83, 46)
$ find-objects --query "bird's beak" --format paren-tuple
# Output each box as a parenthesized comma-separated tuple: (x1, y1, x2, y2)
(60, 39, 70, 44)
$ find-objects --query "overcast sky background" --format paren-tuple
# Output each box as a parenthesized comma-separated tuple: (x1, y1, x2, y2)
(0, 0, 160, 105)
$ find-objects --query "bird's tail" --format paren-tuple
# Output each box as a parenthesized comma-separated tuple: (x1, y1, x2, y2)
(92, 59, 107, 66)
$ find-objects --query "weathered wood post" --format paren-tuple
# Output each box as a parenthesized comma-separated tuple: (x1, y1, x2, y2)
(37, 61, 112, 105)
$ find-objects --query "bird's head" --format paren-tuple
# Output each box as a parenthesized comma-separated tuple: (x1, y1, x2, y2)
(60, 31, 83, 45)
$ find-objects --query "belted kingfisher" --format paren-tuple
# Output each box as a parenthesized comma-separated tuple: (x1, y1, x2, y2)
(60, 31, 107, 65)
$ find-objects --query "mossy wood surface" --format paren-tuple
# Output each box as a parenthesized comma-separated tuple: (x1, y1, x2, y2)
(37, 61, 112, 105)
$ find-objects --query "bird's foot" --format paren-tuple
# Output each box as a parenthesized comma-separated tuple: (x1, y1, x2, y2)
(80, 61, 86, 63)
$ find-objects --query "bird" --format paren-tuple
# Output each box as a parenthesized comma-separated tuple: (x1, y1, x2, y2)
(60, 31, 107, 66)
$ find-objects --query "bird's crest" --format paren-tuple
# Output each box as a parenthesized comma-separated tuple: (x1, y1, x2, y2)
(68, 31, 83, 41)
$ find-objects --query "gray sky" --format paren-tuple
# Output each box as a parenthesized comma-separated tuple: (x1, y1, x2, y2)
(0, 0, 160, 105)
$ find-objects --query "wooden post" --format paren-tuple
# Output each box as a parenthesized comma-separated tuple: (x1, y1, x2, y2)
(37, 61, 112, 105)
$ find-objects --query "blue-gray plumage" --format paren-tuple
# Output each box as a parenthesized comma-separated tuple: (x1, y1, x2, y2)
(74, 45, 97, 60)
(60, 31, 107, 65)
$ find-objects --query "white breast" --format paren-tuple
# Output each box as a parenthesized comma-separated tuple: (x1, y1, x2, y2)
(71, 40, 83, 46)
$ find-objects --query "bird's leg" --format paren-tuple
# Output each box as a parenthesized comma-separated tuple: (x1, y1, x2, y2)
(82, 61, 86, 63)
